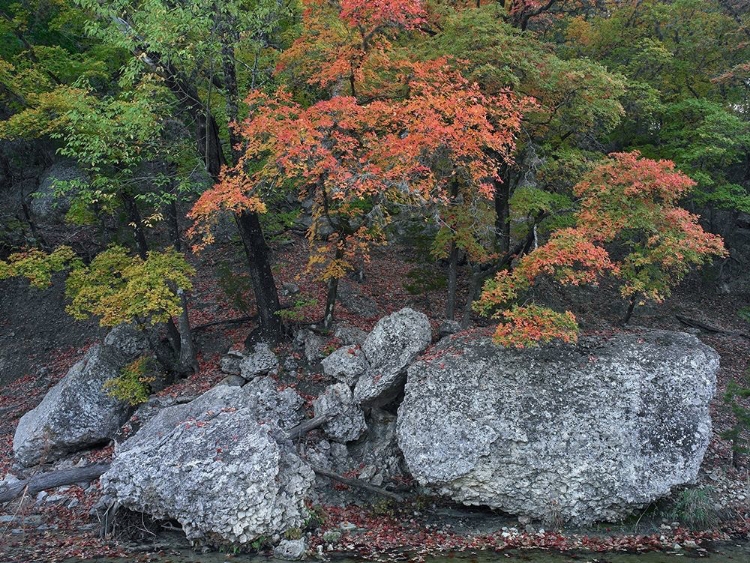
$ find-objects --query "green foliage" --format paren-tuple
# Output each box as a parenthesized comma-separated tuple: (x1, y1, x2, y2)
(0, 246, 77, 288)
(667, 487, 720, 530)
(250, 535, 271, 551)
(276, 296, 319, 322)
(283, 527, 302, 541)
(103, 355, 156, 405)
(371, 498, 396, 517)
(65, 245, 195, 326)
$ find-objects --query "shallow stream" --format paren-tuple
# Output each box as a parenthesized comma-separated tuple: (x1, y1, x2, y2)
(70, 541, 750, 563)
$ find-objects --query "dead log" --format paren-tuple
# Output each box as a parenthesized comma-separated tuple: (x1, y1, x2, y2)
(0, 463, 110, 504)
(278, 413, 335, 441)
(311, 466, 404, 502)
(192, 315, 257, 332)
(675, 315, 750, 340)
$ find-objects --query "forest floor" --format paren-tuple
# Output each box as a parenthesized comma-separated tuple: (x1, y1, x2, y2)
(0, 235, 749, 562)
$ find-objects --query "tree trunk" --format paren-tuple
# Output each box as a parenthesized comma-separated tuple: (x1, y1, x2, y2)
(166, 191, 181, 251)
(323, 244, 345, 329)
(623, 294, 637, 325)
(118, 15, 281, 345)
(494, 167, 513, 253)
(461, 264, 483, 328)
(236, 211, 282, 343)
(177, 288, 198, 374)
(120, 191, 149, 260)
(446, 241, 459, 321)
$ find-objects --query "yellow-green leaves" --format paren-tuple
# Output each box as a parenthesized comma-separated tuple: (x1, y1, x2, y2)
(65, 246, 195, 326)
(0, 246, 77, 288)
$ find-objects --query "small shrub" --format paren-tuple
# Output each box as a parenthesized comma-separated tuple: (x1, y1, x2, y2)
(284, 527, 303, 540)
(303, 504, 327, 530)
(668, 487, 720, 530)
(371, 498, 396, 517)
(103, 356, 156, 405)
(276, 296, 319, 322)
(250, 535, 271, 551)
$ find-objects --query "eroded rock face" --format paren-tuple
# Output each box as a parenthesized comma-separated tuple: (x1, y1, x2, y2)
(239, 343, 279, 380)
(117, 379, 303, 454)
(313, 383, 367, 443)
(322, 346, 367, 387)
(30, 160, 87, 222)
(103, 410, 314, 544)
(397, 330, 719, 524)
(104, 382, 312, 544)
(353, 308, 431, 406)
(13, 326, 146, 467)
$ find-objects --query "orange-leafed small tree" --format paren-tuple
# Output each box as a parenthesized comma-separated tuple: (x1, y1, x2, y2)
(475, 151, 727, 347)
(190, 0, 528, 329)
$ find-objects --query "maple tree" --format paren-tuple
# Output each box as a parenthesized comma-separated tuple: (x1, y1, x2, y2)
(0, 243, 198, 373)
(476, 151, 727, 347)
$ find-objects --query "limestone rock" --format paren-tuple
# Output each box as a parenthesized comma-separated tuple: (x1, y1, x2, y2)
(354, 308, 431, 406)
(313, 383, 367, 443)
(334, 324, 369, 346)
(239, 343, 279, 380)
(274, 538, 307, 561)
(338, 281, 379, 318)
(321, 346, 368, 387)
(438, 320, 462, 339)
(119, 379, 303, 455)
(295, 329, 327, 364)
(397, 330, 718, 524)
(219, 350, 245, 375)
(13, 344, 135, 467)
(103, 324, 149, 358)
(103, 407, 314, 545)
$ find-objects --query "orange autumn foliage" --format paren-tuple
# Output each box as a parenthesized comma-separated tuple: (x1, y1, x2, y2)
(476, 151, 727, 347)
(190, 54, 526, 283)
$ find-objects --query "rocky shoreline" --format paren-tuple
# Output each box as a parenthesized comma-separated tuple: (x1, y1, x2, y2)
(1, 308, 749, 562)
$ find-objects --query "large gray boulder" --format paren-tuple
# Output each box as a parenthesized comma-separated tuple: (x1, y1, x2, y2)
(397, 330, 719, 524)
(353, 308, 431, 406)
(104, 382, 312, 545)
(13, 340, 140, 467)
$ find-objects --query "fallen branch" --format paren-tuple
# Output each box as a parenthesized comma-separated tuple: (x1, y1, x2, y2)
(279, 413, 335, 441)
(192, 315, 257, 332)
(675, 315, 750, 340)
(311, 466, 404, 502)
(0, 463, 111, 504)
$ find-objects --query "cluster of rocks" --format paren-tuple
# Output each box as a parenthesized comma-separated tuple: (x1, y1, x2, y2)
(5, 307, 721, 555)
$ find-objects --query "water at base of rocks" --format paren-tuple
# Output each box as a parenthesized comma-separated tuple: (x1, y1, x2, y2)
(69, 541, 750, 563)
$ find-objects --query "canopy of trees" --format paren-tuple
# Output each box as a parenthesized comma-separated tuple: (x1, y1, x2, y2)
(1, 0, 743, 352)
